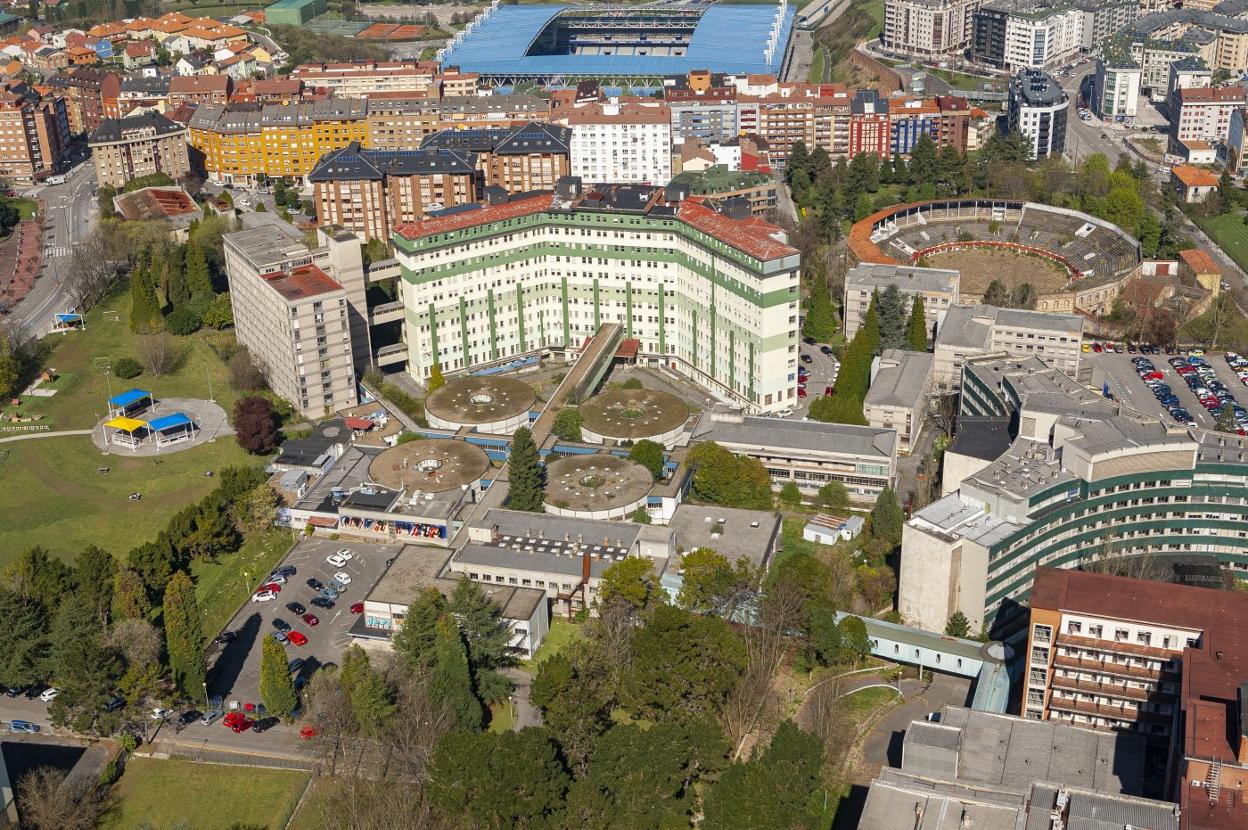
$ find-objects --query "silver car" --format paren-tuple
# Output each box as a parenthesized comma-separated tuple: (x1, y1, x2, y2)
(199, 709, 223, 726)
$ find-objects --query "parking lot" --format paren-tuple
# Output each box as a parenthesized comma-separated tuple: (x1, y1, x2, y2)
(1085, 346, 1248, 430)
(795, 340, 840, 418)
(206, 537, 403, 707)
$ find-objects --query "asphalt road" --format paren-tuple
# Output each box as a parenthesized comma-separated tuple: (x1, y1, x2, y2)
(5, 158, 99, 341)
(794, 343, 840, 419)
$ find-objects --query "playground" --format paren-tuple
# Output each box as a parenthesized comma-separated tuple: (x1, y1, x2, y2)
(92, 389, 230, 456)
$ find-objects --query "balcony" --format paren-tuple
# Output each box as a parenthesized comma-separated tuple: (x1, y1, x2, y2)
(1048, 694, 1141, 723)
(1052, 653, 1178, 683)
(369, 300, 404, 326)
(1057, 632, 1178, 661)
(1050, 674, 1154, 703)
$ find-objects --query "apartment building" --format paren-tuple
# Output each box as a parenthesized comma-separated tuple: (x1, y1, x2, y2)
(308, 142, 477, 242)
(288, 60, 440, 96)
(1170, 84, 1246, 147)
(419, 121, 572, 194)
(1092, 57, 1142, 119)
(1024, 568, 1248, 830)
(973, 1, 1084, 70)
(553, 101, 672, 184)
(864, 349, 934, 454)
(1008, 68, 1069, 159)
(664, 84, 739, 143)
(933, 303, 1084, 387)
(843, 263, 960, 340)
(849, 89, 891, 158)
(224, 222, 373, 416)
(110, 72, 169, 118)
(882, 0, 978, 59)
(691, 410, 898, 503)
(391, 181, 801, 413)
(0, 82, 69, 185)
(88, 110, 189, 189)
(58, 66, 119, 134)
(166, 73, 230, 107)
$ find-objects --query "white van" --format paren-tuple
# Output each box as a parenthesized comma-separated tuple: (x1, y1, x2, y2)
(45, 175, 66, 185)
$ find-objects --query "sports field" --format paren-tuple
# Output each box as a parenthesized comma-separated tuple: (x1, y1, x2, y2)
(1196, 214, 1248, 274)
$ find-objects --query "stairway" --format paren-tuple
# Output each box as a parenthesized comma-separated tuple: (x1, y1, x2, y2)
(1205, 761, 1222, 805)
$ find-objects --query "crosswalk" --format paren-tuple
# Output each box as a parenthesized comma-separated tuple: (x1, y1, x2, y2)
(44, 245, 70, 258)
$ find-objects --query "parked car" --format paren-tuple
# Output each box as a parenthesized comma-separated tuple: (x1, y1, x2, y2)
(286, 602, 306, 616)
(214, 631, 236, 645)
(333, 571, 352, 585)
(300, 725, 319, 740)
(334, 548, 355, 561)
(321, 586, 339, 600)
(9, 720, 39, 733)
(350, 602, 364, 615)
(326, 554, 349, 569)
(307, 578, 324, 591)
(24, 684, 48, 700)
(272, 618, 292, 632)
(251, 717, 279, 734)
(287, 631, 308, 647)
(270, 565, 296, 579)
(103, 696, 125, 712)
(177, 710, 200, 726)
(800, 354, 813, 364)
(302, 613, 320, 626)
(310, 597, 334, 610)
(4, 685, 24, 698)
(39, 687, 58, 702)
(259, 582, 282, 593)
(288, 658, 306, 674)
(272, 630, 289, 644)
(797, 387, 807, 398)
(200, 709, 224, 726)
(150, 708, 171, 721)
(252, 590, 277, 603)
(223, 712, 253, 733)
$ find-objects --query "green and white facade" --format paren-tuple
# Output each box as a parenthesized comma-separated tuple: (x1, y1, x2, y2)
(390, 187, 802, 413)
(900, 356, 1248, 635)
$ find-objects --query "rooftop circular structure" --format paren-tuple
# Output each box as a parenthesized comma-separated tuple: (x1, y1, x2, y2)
(424, 375, 537, 435)
(368, 438, 491, 493)
(579, 387, 689, 448)
(543, 453, 652, 520)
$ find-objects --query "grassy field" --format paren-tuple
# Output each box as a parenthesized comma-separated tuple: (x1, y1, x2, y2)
(843, 685, 902, 717)
(0, 436, 256, 565)
(524, 617, 584, 669)
(6, 287, 239, 431)
(102, 758, 308, 830)
(808, 45, 827, 83)
(1197, 213, 1248, 274)
(489, 699, 516, 733)
(193, 527, 295, 642)
(928, 67, 993, 91)
(1180, 294, 1248, 352)
(12, 197, 37, 219)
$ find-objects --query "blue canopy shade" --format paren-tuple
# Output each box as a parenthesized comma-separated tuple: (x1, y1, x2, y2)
(148, 412, 193, 433)
(55, 313, 82, 323)
(108, 388, 153, 408)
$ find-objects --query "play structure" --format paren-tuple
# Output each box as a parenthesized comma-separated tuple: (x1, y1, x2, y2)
(51, 311, 84, 332)
(101, 389, 199, 451)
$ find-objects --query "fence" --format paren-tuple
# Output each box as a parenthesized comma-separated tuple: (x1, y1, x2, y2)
(0, 423, 49, 433)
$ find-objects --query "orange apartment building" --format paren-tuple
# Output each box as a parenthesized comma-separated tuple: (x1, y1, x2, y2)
(0, 82, 69, 184)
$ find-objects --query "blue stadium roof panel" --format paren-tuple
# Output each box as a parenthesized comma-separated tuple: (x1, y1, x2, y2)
(440, 3, 795, 79)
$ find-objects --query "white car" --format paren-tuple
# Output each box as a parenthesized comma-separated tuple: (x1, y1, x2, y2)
(335, 548, 354, 561)
(39, 687, 58, 702)
(266, 574, 286, 585)
(333, 571, 352, 585)
(150, 707, 171, 721)
(326, 554, 349, 569)
(236, 198, 251, 208)
(252, 589, 277, 602)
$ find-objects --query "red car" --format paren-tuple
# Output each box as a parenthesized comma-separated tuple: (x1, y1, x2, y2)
(1092, 343, 1103, 353)
(287, 631, 308, 646)
(300, 725, 319, 740)
(302, 613, 319, 627)
(824, 386, 834, 396)
(797, 387, 807, 398)
(350, 602, 363, 615)
(223, 712, 253, 733)
(260, 582, 282, 593)
(1140, 371, 1163, 381)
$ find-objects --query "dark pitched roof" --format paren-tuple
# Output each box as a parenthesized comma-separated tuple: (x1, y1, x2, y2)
(88, 110, 184, 144)
(421, 121, 570, 155)
(119, 73, 170, 95)
(948, 416, 1013, 462)
(307, 141, 477, 182)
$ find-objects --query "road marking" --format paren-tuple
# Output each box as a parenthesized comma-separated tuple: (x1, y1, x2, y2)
(44, 245, 70, 258)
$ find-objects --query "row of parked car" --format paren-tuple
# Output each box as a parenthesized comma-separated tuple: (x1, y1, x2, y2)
(1136, 356, 1194, 425)
(1167, 354, 1248, 431)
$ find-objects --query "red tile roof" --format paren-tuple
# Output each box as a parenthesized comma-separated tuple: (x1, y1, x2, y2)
(393, 193, 551, 240)
(1179, 248, 1222, 275)
(1172, 164, 1220, 189)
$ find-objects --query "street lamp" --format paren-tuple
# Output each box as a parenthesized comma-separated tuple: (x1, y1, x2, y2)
(203, 681, 209, 711)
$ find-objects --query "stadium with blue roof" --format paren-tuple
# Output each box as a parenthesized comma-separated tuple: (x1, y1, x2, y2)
(437, 0, 797, 86)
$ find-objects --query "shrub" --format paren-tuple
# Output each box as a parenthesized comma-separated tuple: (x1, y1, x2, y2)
(113, 357, 143, 379)
(228, 347, 267, 392)
(621, 377, 644, 389)
(165, 306, 202, 336)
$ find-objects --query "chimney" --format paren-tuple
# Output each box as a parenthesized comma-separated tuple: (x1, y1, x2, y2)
(582, 549, 591, 582)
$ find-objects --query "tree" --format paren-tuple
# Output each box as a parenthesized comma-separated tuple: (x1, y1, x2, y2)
(430, 616, 483, 730)
(677, 548, 756, 617)
(234, 483, 279, 533)
(16, 766, 109, 830)
(448, 577, 515, 705)
(1217, 404, 1239, 433)
(702, 720, 826, 830)
(112, 566, 151, 621)
(983, 279, 1010, 307)
(598, 556, 655, 610)
(909, 132, 937, 186)
(506, 427, 545, 511)
(818, 480, 850, 509)
(73, 545, 115, 628)
(233, 395, 278, 453)
(1010, 282, 1038, 310)
(138, 332, 178, 376)
(427, 728, 570, 828)
(530, 652, 611, 775)
(392, 587, 446, 670)
(48, 603, 123, 733)
(127, 263, 162, 334)
(906, 295, 928, 350)
(113, 356, 142, 379)
(786, 140, 810, 185)
(0, 588, 50, 687)
(877, 284, 907, 351)
(688, 441, 774, 509)
(621, 604, 746, 722)
(802, 274, 837, 343)
(338, 644, 394, 735)
(552, 408, 583, 441)
(427, 362, 445, 393)
(629, 504, 652, 524)
(779, 480, 801, 506)
(202, 292, 233, 329)
(165, 305, 201, 335)
(163, 571, 205, 697)
(260, 634, 298, 719)
(3, 546, 72, 611)
(228, 347, 266, 391)
(945, 610, 971, 638)
(628, 439, 664, 481)
(184, 240, 213, 295)
(165, 255, 189, 308)
(871, 486, 904, 546)
(0, 330, 18, 399)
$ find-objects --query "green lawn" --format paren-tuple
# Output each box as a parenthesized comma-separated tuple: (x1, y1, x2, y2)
(7, 287, 238, 431)
(193, 528, 295, 642)
(929, 67, 993, 92)
(1196, 213, 1248, 274)
(12, 197, 37, 219)
(102, 758, 308, 830)
(807, 46, 826, 83)
(843, 685, 902, 717)
(524, 617, 584, 669)
(489, 700, 516, 733)
(0, 435, 256, 566)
